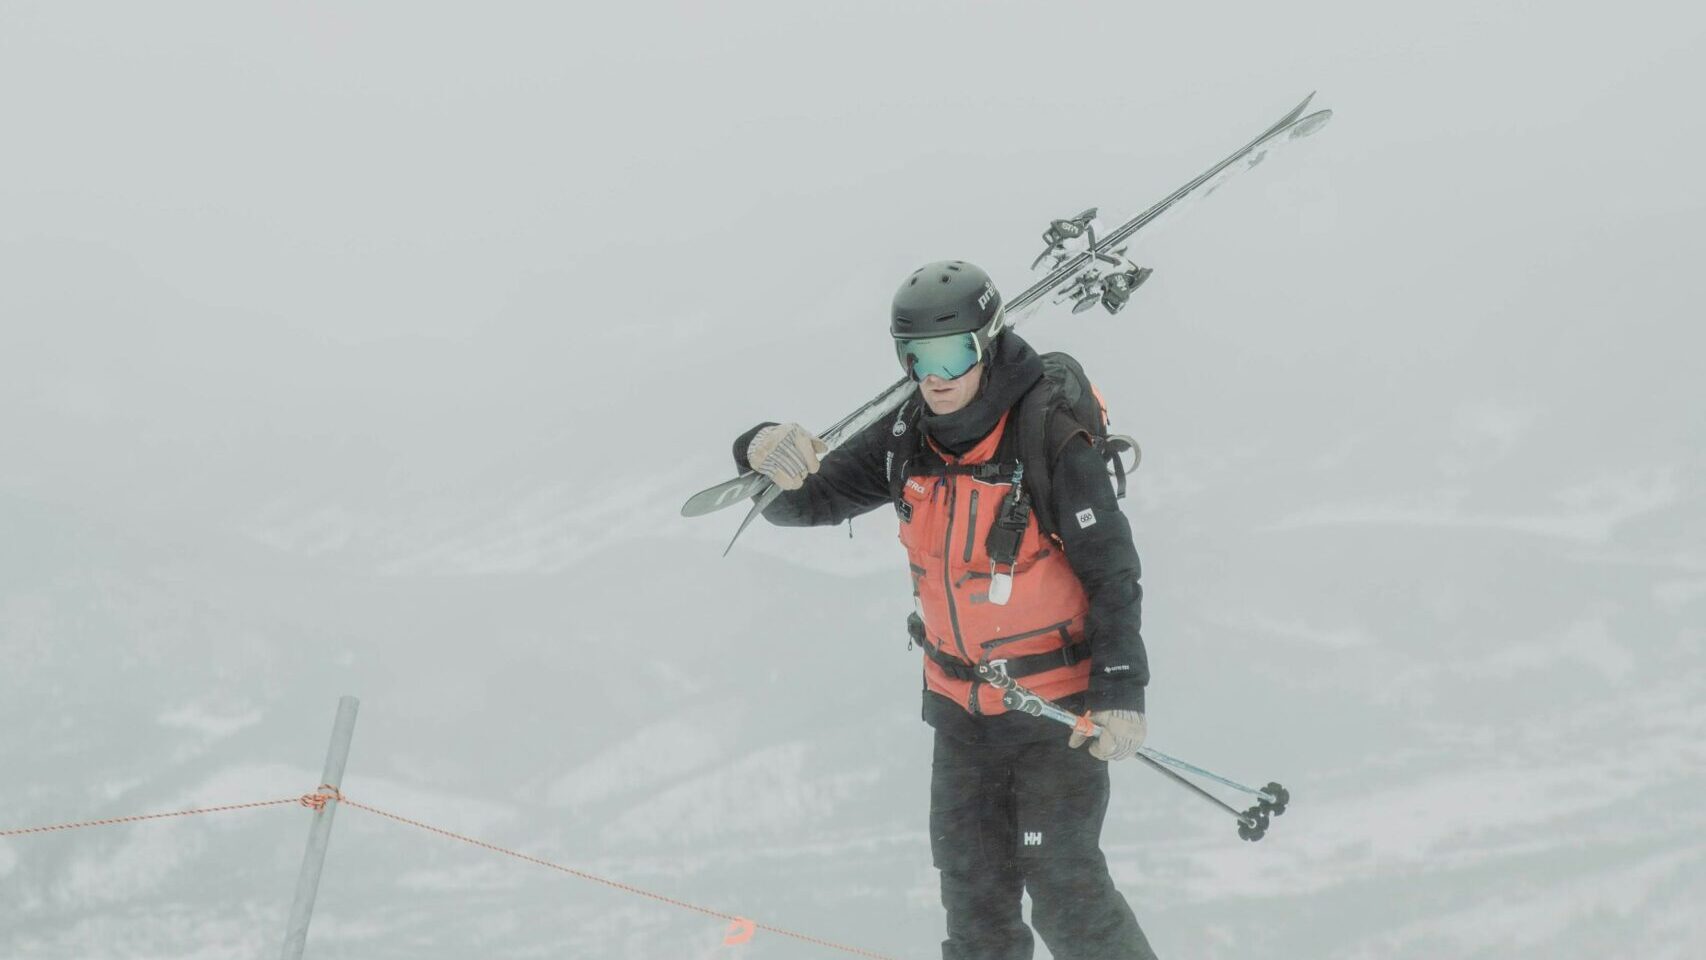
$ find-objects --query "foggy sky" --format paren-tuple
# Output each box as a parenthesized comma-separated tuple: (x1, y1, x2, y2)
(3, 2, 1703, 958)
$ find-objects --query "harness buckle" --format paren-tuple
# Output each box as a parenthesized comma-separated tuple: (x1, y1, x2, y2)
(906, 610, 925, 651)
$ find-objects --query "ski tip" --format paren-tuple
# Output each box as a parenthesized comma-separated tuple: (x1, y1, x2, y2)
(1291, 109, 1333, 139)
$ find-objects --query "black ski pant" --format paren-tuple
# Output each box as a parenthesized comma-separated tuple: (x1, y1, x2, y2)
(930, 729, 1158, 960)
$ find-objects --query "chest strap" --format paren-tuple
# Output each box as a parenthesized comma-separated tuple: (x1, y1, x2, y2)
(908, 459, 1022, 483)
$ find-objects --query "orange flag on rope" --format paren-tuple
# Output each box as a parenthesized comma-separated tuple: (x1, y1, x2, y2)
(724, 917, 756, 946)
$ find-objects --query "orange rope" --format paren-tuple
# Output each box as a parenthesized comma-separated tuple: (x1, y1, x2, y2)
(341, 797, 906, 960)
(1, 787, 907, 960)
(298, 784, 345, 811)
(0, 797, 301, 838)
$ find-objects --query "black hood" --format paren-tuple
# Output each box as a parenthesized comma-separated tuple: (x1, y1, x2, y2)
(920, 331, 1044, 456)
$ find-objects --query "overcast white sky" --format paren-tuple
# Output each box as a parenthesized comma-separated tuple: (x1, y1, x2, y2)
(3, 2, 1703, 958)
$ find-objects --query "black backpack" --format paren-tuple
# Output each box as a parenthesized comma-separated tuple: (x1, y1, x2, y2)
(1014, 352, 1139, 541)
(886, 351, 1139, 544)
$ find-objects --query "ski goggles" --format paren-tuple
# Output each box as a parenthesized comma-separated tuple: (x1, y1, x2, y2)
(895, 332, 983, 382)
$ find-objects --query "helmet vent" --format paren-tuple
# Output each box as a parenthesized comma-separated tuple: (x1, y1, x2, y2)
(947, 263, 961, 271)
(939, 274, 951, 283)
(908, 277, 918, 286)
(934, 313, 956, 323)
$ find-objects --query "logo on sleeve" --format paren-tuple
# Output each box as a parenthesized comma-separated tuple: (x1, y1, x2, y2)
(1075, 508, 1096, 529)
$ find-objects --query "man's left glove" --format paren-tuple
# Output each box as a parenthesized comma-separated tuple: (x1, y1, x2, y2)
(746, 422, 830, 491)
(1067, 709, 1146, 762)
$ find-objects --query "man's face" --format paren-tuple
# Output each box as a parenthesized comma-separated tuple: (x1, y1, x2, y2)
(920, 362, 983, 415)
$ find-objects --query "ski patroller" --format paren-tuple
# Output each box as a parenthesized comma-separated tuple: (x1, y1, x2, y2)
(680, 91, 1334, 555)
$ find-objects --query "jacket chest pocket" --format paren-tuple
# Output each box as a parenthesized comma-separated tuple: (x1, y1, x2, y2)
(896, 476, 946, 559)
(948, 479, 1033, 575)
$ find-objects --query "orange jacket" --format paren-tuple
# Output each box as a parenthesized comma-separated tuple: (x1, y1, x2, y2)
(899, 412, 1093, 717)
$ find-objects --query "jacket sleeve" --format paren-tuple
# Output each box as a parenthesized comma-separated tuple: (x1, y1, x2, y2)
(731, 415, 894, 527)
(1050, 435, 1148, 713)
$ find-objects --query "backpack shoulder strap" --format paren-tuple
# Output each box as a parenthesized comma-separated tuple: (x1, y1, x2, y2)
(1016, 377, 1094, 542)
(884, 399, 925, 504)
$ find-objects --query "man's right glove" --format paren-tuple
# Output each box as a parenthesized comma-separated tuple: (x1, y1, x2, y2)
(1068, 709, 1147, 762)
(746, 423, 829, 491)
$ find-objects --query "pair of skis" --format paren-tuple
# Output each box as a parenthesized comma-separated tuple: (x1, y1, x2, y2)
(681, 92, 1333, 553)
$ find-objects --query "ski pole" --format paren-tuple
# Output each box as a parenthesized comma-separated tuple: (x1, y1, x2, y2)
(1132, 753, 1263, 828)
(974, 661, 1291, 841)
(1138, 748, 1279, 804)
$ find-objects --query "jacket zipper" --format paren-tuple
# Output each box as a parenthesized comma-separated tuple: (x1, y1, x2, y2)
(963, 489, 979, 563)
(939, 477, 977, 714)
(975, 622, 1076, 706)
(953, 548, 1052, 587)
(980, 620, 1074, 657)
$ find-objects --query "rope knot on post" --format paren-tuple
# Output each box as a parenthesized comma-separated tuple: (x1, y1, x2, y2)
(298, 784, 344, 812)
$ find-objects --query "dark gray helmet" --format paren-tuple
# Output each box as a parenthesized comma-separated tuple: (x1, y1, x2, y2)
(890, 260, 1005, 340)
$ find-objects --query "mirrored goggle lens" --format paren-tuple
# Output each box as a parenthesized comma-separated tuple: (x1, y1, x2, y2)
(895, 333, 981, 382)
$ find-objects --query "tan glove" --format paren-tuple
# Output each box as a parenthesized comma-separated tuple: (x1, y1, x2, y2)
(1068, 709, 1146, 762)
(746, 423, 830, 491)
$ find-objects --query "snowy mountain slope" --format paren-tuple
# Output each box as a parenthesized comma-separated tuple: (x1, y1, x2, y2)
(6, 392, 1702, 958)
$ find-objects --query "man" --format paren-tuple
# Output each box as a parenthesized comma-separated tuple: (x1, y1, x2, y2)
(732, 260, 1158, 960)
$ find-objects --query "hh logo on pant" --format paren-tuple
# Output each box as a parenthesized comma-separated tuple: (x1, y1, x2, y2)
(1023, 831, 1043, 847)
